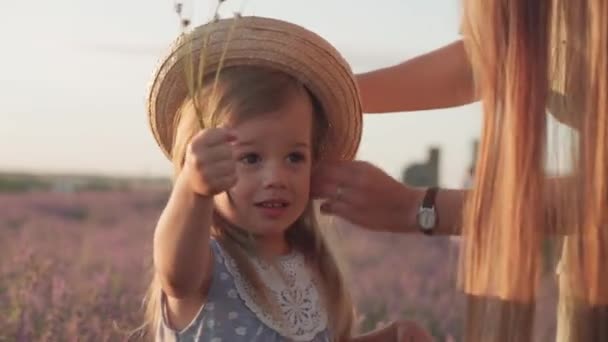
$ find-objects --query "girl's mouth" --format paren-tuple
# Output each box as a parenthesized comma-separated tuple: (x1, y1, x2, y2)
(255, 200, 290, 218)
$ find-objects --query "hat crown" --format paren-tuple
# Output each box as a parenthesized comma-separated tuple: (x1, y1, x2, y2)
(147, 16, 362, 162)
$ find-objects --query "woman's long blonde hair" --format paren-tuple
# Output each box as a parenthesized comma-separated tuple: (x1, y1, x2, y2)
(460, 0, 607, 341)
(142, 66, 354, 341)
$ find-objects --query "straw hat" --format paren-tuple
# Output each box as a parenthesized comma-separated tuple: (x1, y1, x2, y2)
(147, 16, 362, 162)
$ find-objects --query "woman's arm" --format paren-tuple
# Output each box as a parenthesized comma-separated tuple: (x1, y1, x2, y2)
(313, 161, 466, 236)
(398, 187, 467, 236)
(382, 176, 577, 235)
(314, 161, 575, 236)
(350, 320, 433, 342)
(357, 40, 477, 113)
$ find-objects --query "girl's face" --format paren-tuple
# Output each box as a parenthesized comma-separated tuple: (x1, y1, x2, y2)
(214, 89, 314, 244)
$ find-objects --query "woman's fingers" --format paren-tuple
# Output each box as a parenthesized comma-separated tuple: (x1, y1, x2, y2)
(320, 200, 368, 226)
(312, 162, 362, 198)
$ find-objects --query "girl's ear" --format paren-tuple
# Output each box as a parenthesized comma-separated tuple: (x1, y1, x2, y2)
(310, 162, 321, 182)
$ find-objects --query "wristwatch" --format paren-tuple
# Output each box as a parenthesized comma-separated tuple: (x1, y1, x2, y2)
(417, 187, 439, 235)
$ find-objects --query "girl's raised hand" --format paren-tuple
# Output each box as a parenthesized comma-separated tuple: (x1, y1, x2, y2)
(181, 128, 238, 197)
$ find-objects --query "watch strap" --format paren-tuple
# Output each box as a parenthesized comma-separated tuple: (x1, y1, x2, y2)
(421, 187, 439, 209)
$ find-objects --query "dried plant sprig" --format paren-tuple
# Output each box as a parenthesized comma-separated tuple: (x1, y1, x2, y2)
(183, 43, 198, 125)
(195, 0, 226, 113)
(174, 0, 241, 129)
(208, 12, 240, 127)
(173, 1, 192, 31)
(173, 1, 202, 127)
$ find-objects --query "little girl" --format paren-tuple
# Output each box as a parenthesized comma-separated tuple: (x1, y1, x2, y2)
(143, 15, 431, 342)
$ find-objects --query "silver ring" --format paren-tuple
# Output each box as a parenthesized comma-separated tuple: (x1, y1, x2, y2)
(335, 185, 344, 200)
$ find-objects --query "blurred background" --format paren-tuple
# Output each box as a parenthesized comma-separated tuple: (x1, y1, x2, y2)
(0, 0, 558, 341)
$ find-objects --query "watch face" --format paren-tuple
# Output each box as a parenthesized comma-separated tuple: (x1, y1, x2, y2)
(418, 208, 436, 230)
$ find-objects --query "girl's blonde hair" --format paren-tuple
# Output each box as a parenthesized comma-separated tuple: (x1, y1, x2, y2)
(143, 66, 354, 341)
(460, 0, 607, 341)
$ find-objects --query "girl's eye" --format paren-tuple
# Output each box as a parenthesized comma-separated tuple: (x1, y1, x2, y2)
(240, 153, 261, 165)
(287, 152, 306, 163)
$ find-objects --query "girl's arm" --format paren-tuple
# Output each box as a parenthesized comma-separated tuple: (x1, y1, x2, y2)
(356, 40, 477, 113)
(153, 173, 214, 329)
(153, 128, 237, 330)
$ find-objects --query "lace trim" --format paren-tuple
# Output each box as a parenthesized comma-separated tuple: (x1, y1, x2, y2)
(217, 244, 328, 341)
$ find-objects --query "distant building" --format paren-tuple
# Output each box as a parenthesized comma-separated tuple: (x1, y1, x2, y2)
(52, 179, 77, 193)
(462, 166, 475, 189)
(402, 147, 440, 187)
(462, 139, 479, 189)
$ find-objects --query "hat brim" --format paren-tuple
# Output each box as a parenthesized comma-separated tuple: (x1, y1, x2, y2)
(147, 16, 362, 162)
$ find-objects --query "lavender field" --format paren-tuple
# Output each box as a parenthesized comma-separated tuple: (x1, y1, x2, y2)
(0, 189, 557, 341)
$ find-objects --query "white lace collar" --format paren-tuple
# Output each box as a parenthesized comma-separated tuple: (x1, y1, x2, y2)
(218, 245, 328, 341)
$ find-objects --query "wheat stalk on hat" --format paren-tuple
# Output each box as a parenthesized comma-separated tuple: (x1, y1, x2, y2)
(172, 0, 240, 129)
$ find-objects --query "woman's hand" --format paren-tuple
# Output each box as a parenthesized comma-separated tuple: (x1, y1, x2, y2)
(349, 319, 433, 342)
(312, 161, 424, 233)
(393, 320, 434, 342)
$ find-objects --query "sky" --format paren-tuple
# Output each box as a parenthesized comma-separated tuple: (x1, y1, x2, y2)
(0, 0, 483, 188)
